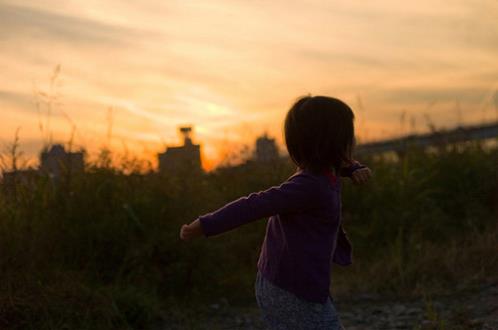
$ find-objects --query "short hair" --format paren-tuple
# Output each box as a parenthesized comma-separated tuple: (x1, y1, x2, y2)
(284, 95, 355, 174)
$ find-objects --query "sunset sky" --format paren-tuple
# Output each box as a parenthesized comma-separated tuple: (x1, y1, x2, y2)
(1, 0, 497, 169)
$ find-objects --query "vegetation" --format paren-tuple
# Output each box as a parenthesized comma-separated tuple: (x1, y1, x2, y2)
(0, 142, 496, 329)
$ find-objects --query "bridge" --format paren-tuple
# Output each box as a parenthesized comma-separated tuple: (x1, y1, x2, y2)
(355, 121, 498, 156)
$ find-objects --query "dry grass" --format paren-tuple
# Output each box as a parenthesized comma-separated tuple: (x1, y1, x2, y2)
(0, 142, 496, 329)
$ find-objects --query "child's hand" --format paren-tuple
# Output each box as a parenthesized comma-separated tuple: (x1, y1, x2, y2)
(180, 219, 204, 241)
(351, 167, 372, 185)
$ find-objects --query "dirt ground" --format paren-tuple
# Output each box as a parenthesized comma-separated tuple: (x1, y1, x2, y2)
(163, 282, 498, 329)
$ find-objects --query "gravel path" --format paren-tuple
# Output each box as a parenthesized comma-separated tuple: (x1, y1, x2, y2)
(337, 283, 498, 329)
(163, 283, 498, 329)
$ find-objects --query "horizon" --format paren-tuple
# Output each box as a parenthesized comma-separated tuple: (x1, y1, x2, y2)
(1, 0, 498, 169)
(3, 119, 497, 173)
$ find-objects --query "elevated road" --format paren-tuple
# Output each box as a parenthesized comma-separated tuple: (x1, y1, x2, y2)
(356, 121, 498, 156)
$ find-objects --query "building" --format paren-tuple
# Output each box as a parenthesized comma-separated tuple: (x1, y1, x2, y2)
(158, 126, 202, 175)
(40, 144, 85, 178)
(254, 133, 279, 162)
(1, 144, 84, 193)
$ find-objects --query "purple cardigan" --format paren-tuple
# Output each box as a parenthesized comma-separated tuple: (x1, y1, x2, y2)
(199, 167, 357, 304)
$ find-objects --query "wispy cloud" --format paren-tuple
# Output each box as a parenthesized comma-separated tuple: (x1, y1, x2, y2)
(0, 3, 139, 45)
(0, 90, 33, 110)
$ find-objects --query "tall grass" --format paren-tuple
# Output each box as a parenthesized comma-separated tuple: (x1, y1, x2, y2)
(0, 143, 496, 329)
(336, 143, 498, 296)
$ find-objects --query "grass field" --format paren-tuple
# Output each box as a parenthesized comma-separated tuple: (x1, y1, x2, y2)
(0, 142, 496, 329)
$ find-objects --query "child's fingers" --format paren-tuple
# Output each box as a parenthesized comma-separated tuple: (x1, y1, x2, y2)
(352, 169, 370, 184)
(180, 226, 185, 240)
(358, 170, 369, 182)
(352, 171, 362, 183)
(180, 220, 203, 241)
(180, 224, 190, 240)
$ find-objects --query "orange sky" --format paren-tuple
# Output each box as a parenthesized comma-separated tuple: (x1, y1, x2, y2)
(1, 0, 497, 170)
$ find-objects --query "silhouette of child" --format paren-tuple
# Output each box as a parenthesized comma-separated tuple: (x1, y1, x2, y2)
(180, 96, 372, 329)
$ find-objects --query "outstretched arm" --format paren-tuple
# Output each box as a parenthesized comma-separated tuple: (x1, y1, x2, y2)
(180, 172, 321, 240)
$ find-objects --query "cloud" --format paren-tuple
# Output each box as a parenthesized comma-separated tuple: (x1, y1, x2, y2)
(0, 90, 33, 109)
(0, 3, 139, 46)
(0, 0, 497, 165)
(383, 87, 491, 105)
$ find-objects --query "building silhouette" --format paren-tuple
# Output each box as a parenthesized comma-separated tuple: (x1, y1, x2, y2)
(254, 133, 279, 162)
(1, 144, 85, 193)
(40, 144, 85, 178)
(158, 126, 202, 175)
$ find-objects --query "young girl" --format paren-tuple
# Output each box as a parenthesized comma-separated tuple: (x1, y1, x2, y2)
(180, 96, 372, 329)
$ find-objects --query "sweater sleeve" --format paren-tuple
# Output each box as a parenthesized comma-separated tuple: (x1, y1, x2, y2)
(199, 173, 321, 237)
(332, 224, 353, 266)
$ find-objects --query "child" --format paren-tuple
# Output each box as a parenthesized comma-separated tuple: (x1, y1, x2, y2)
(180, 96, 372, 329)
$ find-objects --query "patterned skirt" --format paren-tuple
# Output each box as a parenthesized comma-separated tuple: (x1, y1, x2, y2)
(255, 272, 344, 330)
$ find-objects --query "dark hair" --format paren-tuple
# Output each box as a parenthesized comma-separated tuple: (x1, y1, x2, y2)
(284, 95, 355, 174)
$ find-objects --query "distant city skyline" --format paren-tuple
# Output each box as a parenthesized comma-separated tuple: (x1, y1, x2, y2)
(1, 0, 497, 169)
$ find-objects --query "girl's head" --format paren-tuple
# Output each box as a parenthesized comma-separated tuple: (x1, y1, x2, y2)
(284, 95, 355, 174)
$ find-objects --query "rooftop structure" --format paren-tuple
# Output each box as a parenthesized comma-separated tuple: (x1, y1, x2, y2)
(158, 126, 202, 175)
